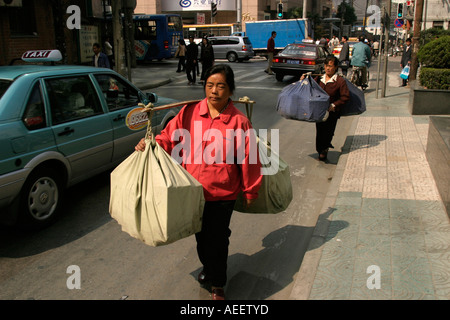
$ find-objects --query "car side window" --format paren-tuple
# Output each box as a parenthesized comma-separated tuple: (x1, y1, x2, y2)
(94, 74, 140, 111)
(22, 82, 46, 130)
(46, 76, 103, 125)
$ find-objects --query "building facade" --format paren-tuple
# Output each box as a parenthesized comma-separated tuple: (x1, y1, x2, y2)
(135, 0, 334, 26)
(0, 0, 111, 66)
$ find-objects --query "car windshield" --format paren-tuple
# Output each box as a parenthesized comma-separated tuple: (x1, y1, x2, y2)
(281, 45, 316, 57)
(0, 80, 13, 99)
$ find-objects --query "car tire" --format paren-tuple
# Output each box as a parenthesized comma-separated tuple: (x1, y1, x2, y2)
(227, 52, 238, 63)
(18, 167, 63, 229)
(275, 73, 284, 82)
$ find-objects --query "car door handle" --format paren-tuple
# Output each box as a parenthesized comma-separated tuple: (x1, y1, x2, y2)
(58, 127, 75, 136)
(113, 114, 125, 122)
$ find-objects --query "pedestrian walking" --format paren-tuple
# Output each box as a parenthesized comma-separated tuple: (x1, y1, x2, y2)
(339, 36, 350, 77)
(199, 37, 215, 84)
(400, 38, 412, 87)
(186, 36, 199, 85)
(104, 37, 114, 69)
(92, 43, 110, 69)
(265, 31, 276, 75)
(301, 56, 350, 161)
(135, 64, 263, 300)
(329, 35, 339, 52)
(175, 39, 186, 73)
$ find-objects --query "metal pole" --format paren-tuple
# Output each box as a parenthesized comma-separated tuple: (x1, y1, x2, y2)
(303, 0, 308, 39)
(381, 0, 391, 98)
(237, 0, 241, 32)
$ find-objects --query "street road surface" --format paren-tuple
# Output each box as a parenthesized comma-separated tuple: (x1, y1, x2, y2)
(0, 56, 403, 300)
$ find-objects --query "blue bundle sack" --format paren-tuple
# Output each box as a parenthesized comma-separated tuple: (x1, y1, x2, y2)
(341, 78, 366, 116)
(276, 75, 330, 122)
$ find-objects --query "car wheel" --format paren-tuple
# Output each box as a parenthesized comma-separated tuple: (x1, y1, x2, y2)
(18, 167, 63, 229)
(227, 52, 238, 62)
(275, 73, 284, 82)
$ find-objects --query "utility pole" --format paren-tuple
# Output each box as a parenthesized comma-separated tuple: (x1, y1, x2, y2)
(112, 0, 126, 77)
(381, 0, 391, 98)
(303, 0, 308, 39)
(410, 0, 424, 81)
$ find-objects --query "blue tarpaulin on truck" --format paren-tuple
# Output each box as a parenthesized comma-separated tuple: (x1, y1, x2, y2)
(244, 19, 312, 52)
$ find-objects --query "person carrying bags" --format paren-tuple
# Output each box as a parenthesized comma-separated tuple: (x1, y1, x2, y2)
(134, 64, 263, 300)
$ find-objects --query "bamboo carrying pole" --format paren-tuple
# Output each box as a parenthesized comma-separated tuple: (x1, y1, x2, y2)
(139, 96, 256, 122)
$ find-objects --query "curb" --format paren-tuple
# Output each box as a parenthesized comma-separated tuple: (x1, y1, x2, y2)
(133, 78, 172, 91)
(288, 113, 359, 300)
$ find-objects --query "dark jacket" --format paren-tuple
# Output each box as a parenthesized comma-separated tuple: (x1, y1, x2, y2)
(314, 74, 350, 113)
(200, 43, 214, 64)
(401, 45, 412, 68)
(339, 42, 350, 62)
(186, 42, 199, 63)
(93, 52, 110, 68)
(267, 37, 275, 53)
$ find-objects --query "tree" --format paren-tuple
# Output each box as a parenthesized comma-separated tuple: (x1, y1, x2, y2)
(286, 6, 303, 19)
(336, 2, 357, 26)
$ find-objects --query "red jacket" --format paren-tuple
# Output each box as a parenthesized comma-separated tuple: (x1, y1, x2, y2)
(156, 98, 262, 202)
(267, 37, 275, 53)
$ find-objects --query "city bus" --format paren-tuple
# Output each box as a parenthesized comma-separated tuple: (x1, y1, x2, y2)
(133, 14, 183, 61)
(183, 23, 237, 39)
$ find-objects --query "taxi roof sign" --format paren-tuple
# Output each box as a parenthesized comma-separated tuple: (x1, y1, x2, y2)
(302, 39, 314, 43)
(22, 50, 62, 62)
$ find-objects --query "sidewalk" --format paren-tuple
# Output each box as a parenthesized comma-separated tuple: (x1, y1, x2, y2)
(290, 85, 450, 300)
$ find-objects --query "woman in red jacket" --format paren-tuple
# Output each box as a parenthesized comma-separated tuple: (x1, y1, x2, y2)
(135, 64, 262, 300)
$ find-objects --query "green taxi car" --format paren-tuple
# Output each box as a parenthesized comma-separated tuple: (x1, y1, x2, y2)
(0, 50, 179, 228)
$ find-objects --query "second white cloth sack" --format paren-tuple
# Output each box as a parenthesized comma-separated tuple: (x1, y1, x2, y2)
(109, 138, 205, 247)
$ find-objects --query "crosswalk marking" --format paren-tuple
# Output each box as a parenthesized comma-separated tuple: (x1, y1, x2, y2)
(169, 67, 401, 89)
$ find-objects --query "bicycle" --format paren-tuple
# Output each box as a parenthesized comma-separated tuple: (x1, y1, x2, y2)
(350, 66, 369, 91)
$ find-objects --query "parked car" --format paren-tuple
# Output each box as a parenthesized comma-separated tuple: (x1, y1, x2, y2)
(0, 50, 179, 229)
(271, 41, 330, 82)
(207, 36, 254, 62)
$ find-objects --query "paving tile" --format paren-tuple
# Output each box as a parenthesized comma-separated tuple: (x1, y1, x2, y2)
(307, 113, 450, 301)
(391, 255, 435, 295)
(360, 217, 390, 235)
(427, 251, 450, 299)
(361, 198, 390, 218)
(355, 234, 391, 259)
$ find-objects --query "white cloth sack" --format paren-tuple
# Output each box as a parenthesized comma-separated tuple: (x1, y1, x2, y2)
(234, 137, 293, 214)
(109, 138, 205, 246)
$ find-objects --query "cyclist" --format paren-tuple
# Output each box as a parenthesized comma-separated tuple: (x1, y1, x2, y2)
(351, 36, 372, 89)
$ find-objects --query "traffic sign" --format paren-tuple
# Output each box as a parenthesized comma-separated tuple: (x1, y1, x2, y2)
(394, 19, 404, 28)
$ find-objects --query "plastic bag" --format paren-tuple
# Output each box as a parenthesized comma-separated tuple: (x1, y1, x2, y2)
(109, 138, 205, 247)
(400, 64, 410, 80)
(340, 78, 366, 116)
(234, 136, 293, 214)
(276, 75, 330, 122)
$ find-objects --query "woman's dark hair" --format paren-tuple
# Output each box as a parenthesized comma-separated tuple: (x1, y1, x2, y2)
(325, 55, 339, 67)
(204, 64, 235, 94)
